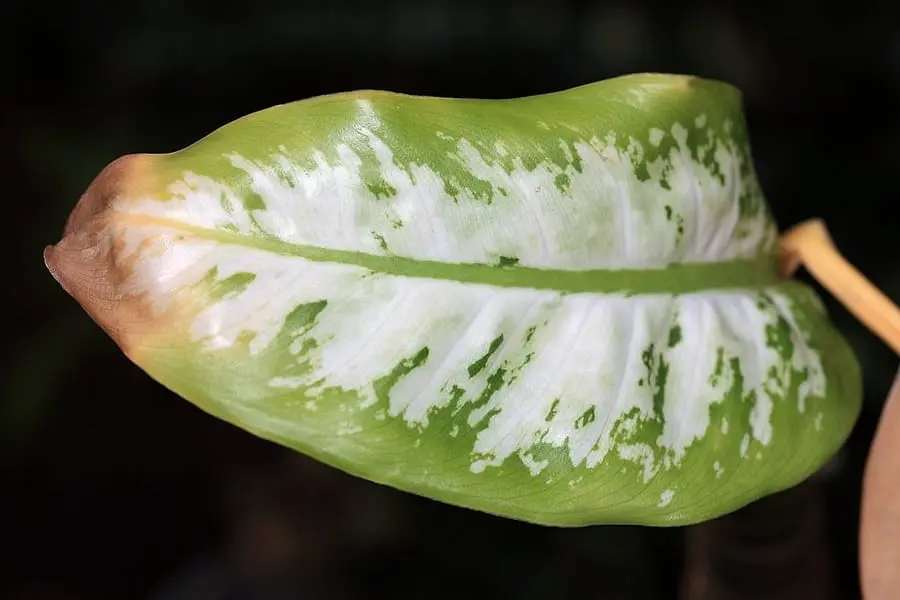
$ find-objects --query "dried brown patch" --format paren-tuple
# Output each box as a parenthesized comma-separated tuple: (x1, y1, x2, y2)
(44, 153, 180, 357)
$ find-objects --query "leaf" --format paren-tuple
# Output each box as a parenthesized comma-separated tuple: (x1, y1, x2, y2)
(44, 73, 861, 526)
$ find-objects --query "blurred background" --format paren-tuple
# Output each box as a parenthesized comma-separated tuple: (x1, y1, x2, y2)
(3, 1, 900, 598)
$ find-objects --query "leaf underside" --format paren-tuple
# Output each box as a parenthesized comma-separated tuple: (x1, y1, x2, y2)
(45, 73, 861, 526)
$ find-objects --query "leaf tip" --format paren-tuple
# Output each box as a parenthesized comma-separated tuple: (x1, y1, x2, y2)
(44, 153, 164, 357)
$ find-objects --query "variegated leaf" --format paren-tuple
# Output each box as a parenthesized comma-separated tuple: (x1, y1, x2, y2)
(45, 73, 861, 526)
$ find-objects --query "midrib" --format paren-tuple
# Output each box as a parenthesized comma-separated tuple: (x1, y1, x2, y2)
(119, 213, 781, 294)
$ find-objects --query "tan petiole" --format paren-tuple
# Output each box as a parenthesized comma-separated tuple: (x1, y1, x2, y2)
(779, 218, 900, 355)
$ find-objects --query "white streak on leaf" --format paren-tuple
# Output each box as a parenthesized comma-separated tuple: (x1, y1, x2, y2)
(659, 489, 675, 507)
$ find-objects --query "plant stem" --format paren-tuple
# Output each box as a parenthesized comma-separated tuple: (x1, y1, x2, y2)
(779, 219, 900, 354)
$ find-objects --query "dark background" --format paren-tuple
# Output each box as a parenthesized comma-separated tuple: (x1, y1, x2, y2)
(3, 1, 900, 598)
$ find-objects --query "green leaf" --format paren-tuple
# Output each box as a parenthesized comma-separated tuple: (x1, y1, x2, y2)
(44, 73, 861, 526)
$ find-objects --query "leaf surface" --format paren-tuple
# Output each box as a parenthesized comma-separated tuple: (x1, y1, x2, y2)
(45, 73, 861, 526)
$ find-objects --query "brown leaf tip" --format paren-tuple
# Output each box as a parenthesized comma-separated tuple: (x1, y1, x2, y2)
(44, 153, 164, 356)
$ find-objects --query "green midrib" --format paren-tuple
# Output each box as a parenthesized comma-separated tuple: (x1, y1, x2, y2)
(131, 215, 781, 294)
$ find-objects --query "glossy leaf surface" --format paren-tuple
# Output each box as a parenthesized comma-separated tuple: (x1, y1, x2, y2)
(45, 73, 861, 526)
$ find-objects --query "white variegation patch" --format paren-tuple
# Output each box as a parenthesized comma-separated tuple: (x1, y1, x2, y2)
(124, 98, 775, 272)
(659, 489, 675, 507)
(107, 215, 826, 481)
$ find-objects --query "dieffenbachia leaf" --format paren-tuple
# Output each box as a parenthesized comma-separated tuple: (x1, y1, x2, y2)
(45, 73, 861, 526)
